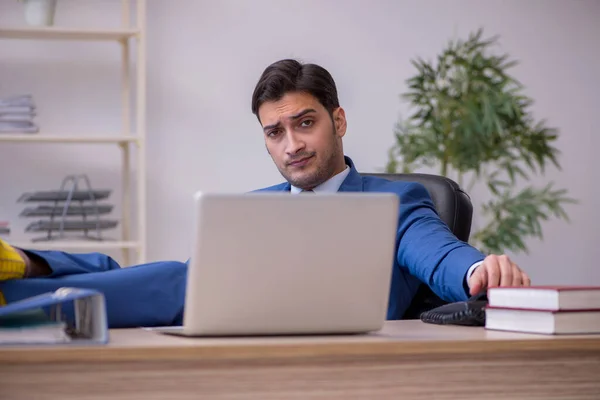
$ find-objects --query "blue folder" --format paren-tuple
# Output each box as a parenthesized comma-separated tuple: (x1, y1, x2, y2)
(0, 287, 108, 345)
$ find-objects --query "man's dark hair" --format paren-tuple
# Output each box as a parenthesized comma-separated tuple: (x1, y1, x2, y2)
(251, 59, 340, 118)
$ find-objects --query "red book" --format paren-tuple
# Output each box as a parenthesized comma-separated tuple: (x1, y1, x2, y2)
(487, 286, 600, 311)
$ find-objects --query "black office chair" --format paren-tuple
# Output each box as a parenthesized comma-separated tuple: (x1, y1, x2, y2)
(361, 172, 475, 319)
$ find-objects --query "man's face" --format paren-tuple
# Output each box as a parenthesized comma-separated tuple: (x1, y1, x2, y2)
(258, 92, 347, 190)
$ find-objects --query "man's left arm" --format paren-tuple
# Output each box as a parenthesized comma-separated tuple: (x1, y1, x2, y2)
(395, 182, 529, 302)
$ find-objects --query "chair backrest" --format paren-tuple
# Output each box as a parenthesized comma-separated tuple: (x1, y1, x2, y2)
(361, 173, 474, 242)
(361, 172, 475, 319)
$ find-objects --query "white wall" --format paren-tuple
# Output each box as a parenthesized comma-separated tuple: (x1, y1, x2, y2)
(1, 0, 598, 284)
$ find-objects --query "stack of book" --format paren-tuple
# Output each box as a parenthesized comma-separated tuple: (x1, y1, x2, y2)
(0, 95, 39, 134)
(485, 286, 600, 334)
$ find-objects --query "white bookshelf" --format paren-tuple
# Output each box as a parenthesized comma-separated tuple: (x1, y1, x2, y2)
(0, 134, 139, 144)
(10, 241, 140, 251)
(0, 0, 147, 265)
(0, 26, 138, 41)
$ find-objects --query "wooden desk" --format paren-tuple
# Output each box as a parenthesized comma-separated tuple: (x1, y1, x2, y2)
(1, 320, 599, 399)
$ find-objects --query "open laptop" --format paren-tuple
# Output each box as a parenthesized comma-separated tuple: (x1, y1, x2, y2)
(159, 191, 399, 337)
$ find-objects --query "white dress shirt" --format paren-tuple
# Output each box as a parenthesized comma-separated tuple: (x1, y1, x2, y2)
(291, 166, 481, 291)
(290, 166, 351, 194)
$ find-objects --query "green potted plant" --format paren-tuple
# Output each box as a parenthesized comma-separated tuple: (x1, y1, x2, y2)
(385, 28, 576, 255)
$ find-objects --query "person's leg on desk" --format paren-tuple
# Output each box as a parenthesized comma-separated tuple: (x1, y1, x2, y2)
(0, 238, 187, 328)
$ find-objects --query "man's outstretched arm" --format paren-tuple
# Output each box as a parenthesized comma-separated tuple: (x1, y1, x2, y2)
(395, 182, 530, 302)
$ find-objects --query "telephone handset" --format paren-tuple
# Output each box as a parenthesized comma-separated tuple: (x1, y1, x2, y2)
(420, 291, 488, 326)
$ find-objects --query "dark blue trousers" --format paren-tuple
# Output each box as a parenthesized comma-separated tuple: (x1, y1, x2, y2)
(0, 250, 187, 328)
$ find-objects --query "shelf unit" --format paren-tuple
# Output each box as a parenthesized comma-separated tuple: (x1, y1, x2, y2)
(0, 134, 139, 144)
(0, 0, 147, 265)
(0, 26, 138, 41)
(9, 241, 140, 251)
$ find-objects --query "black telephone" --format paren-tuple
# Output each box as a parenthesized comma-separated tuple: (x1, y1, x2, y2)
(420, 291, 488, 326)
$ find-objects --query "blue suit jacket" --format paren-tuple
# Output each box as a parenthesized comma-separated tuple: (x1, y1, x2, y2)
(254, 156, 486, 319)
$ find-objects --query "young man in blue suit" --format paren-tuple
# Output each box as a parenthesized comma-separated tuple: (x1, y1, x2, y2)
(0, 59, 530, 327)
